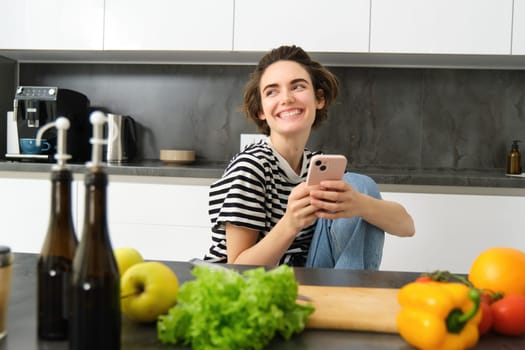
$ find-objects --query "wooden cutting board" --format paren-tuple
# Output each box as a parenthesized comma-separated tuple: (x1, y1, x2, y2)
(298, 285, 401, 333)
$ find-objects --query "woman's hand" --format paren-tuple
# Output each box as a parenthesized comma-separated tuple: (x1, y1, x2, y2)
(308, 180, 415, 237)
(226, 182, 322, 266)
(283, 182, 320, 232)
(308, 180, 360, 219)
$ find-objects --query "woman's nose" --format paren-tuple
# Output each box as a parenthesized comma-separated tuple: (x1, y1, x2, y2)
(281, 90, 294, 104)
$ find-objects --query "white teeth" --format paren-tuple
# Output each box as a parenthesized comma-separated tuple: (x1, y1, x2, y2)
(279, 110, 301, 118)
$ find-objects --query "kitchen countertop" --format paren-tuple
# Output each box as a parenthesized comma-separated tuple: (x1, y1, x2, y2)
(1, 253, 524, 350)
(1, 159, 524, 190)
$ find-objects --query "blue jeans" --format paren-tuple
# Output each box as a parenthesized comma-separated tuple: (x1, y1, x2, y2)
(305, 173, 385, 270)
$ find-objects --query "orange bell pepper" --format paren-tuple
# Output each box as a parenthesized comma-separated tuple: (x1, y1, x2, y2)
(397, 281, 481, 350)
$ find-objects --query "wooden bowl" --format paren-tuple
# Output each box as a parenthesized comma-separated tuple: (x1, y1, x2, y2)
(160, 149, 195, 164)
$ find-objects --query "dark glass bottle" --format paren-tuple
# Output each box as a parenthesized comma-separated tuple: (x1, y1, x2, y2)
(37, 169, 78, 340)
(70, 168, 120, 350)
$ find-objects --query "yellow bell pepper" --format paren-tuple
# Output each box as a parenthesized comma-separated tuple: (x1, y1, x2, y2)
(397, 281, 481, 350)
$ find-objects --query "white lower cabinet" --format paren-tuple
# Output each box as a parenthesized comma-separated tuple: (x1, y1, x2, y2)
(1, 175, 212, 262)
(3, 173, 523, 274)
(1, 176, 74, 254)
(0, 176, 57, 253)
(380, 192, 525, 274)
(76, 179, 212, 262)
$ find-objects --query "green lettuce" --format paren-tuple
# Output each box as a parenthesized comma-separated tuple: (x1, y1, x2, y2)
(157, 265, 314, 350)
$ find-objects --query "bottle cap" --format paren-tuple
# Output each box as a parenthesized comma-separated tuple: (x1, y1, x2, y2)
(36, 117, 72, 170)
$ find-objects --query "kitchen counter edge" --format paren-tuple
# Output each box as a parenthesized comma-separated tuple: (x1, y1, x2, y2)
(1, 161, 524, 195)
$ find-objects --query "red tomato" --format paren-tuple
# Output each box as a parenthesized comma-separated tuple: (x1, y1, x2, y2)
(480, 291, 494, 305)
(478, 300, 493, 335)
(491, 294, 525, 336)
(415, 276, 432, 283)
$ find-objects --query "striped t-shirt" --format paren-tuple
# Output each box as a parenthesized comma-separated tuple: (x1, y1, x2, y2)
(204, 138, 318, 266)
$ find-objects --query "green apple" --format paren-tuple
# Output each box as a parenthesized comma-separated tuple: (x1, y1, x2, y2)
(120, 261, 179, 323)
(114, 247, 144, 276)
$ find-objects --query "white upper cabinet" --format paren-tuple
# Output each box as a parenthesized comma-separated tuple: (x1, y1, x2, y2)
(370, 0, 513, 55)
(233, 0, 370, 52)
(0, 0, 104, 50)
(104, 0, 234, 51)
(513, 0, 525, 54)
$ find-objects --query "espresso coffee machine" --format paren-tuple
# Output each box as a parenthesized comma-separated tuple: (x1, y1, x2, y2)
(6, 86, 91, 162)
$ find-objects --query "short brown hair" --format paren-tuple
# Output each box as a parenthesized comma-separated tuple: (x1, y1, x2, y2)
(242, 45, 340, 135)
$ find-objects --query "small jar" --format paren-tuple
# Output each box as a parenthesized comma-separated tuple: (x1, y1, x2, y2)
(0, 246, 13, 340)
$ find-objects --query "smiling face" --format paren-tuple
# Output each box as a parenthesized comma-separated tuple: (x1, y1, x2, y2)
(258, 60, 325, 140)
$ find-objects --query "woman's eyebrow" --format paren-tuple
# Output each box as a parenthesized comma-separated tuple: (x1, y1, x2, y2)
(262, 78, 310, 93)
(262, 83, 278, 93)
(290, 78, 309, 85)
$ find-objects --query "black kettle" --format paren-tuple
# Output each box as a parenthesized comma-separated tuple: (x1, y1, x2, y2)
(106, 114, 137, 163)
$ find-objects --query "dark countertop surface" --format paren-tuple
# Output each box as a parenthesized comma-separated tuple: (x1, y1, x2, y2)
(0, 160, 524, 189)
(1, 253, 524, 349)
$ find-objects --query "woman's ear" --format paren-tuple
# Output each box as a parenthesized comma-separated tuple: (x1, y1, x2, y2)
(258, 111, 266, 121)
(316, 89, 326, 109)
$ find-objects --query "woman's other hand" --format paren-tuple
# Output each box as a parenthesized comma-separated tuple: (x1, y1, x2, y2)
(308, 180, 358, 219)
(309, 180, 415, 237)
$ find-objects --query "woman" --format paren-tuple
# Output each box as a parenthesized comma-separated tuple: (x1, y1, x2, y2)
(204, 45, 415, 269)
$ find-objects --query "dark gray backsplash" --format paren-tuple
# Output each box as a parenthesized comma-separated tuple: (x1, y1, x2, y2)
(19, 64, 254, 163)
(19, 63, 525, 171)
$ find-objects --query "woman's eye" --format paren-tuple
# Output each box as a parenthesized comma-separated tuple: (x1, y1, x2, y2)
(265, 89, 277, 97)
(292, 84, 306, 90)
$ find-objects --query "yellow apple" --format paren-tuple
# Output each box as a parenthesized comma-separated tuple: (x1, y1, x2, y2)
(114, 247, 144, 276)
(120, 261, 179, 323)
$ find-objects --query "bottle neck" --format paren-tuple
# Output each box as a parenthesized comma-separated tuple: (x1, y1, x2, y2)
(49, 169, 74, 225)
(82, 168, 110, 241)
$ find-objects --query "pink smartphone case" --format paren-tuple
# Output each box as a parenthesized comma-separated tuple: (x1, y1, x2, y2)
(306, 154, 347, 185)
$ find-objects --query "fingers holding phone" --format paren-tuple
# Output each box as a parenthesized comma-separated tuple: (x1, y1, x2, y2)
(284, 182, 320, 231)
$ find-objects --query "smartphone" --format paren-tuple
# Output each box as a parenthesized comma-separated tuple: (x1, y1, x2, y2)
(306, 154, 347, 186)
